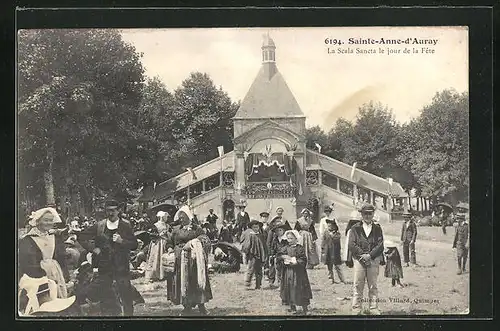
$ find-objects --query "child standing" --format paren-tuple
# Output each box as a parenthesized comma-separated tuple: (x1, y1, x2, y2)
(278, 230, 313, 315)
(321, 219, 345, 285)
(241, 220, 267, 289)
(268, 222, 289, 287)
(384, 240, 404, 288)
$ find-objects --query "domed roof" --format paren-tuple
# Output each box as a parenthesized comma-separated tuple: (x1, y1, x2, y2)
(262, 34, 276, 48)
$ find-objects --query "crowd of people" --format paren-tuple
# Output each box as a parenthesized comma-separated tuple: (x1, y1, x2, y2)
(17, 198, 469, 317)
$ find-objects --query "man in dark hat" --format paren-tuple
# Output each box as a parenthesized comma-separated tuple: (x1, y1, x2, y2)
(79, 199, 138, 316)
(452, 214, 469, 275)
(204, 209, 219, 241)
(235, 203, 250, 241)
(205, 208, 218, 224)
(348, 203, 385, 315)
(400, 211, 417, 266)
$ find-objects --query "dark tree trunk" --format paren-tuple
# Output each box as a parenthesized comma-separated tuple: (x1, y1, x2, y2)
(44, 142, 56, 206)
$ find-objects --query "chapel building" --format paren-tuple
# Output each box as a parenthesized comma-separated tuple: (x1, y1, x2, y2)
(140, 35, 407, 223)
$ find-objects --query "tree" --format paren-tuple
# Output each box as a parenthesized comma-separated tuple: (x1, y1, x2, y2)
(134, 73, 241, 189)
(402, 90, 469, 203)
(339, 101, 400, 177)
(326, 118, 354, 161)
(305, 125, 329, 152)
(170, 72, 239, 166)
(135, 77, 175, 183)
(18, 29, 145, 213)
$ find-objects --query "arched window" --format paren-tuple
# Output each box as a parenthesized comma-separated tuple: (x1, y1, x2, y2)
(270, 51, 275, 61)
(264, 51, 268, 61)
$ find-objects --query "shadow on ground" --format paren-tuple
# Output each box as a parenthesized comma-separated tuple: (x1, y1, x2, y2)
(383, 309, 409, 315)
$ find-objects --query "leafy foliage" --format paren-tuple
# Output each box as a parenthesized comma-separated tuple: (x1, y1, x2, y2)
(305, 125, 329, 151)
(18, 29, 147, 211)
(18, 31, 239, 214)
(401, 90, 469, 200)
(305, 93, 469, 202)
(171, 73, 239, 161)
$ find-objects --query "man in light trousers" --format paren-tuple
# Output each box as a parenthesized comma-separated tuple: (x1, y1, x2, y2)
(348, 203, 385, 315)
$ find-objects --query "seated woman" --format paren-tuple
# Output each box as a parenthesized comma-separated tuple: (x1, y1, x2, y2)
(130, 239, 148, 270)
(212, 247, 241, 273)
(19, 207, 71, 299)
(166, 205, 213, 316)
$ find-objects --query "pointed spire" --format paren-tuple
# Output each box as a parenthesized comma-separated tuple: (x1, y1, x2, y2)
(261, 33, 277, 80)
(261, 33, 276, 63)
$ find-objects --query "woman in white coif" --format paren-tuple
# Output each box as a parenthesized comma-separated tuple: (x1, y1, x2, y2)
(18, 207, 70, 298)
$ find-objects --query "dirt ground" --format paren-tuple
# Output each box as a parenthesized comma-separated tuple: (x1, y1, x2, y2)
(133, 222, 469, 316)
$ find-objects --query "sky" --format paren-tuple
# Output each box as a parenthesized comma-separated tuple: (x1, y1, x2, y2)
(120, 27, 468, 130)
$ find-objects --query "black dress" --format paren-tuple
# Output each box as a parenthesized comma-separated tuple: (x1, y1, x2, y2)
(279, 244, 313, 307)
(166, 226, 213, 307)
(384, 247, 404, 279)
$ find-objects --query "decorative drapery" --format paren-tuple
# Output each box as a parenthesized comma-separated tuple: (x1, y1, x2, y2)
(245, 153, 297, 179)
(253, 153, 285, 167)
(245, 154, 255, 177)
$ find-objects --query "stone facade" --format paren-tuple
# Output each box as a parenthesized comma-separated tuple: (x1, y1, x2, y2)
(148, 35, 407, 224)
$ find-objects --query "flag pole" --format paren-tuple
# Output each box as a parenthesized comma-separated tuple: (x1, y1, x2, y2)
(218, 146, 224, 217)
(187, 170, 191, 207)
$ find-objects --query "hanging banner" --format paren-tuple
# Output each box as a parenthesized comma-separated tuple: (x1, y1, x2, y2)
(217, 146, 224, 157)
(350, 162, 357, 180)
(245, 154, 254, 177)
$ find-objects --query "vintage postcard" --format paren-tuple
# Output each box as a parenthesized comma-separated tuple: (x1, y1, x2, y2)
(17, 26, 469, 317)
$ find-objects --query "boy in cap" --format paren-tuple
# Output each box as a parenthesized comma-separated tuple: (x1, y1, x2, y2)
(241, 220, 267, 289)
(267, 222, 288, 287)
(321, 218, 345, 285)
(79, 199, 137, 316)
(400, 211, 417, 266)
(348, 203, 385, 315)
(319, 205, 335, 255)
(452, 214, 469, 275)
(319, 205, 335, 241)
